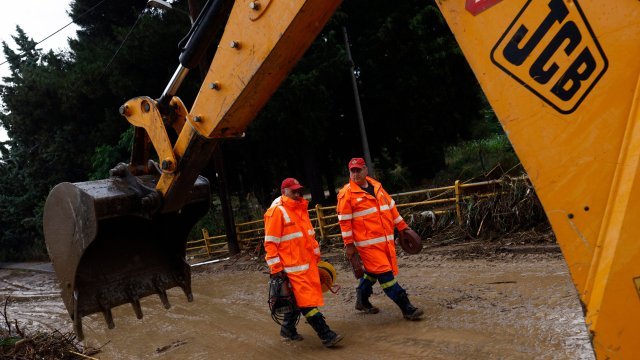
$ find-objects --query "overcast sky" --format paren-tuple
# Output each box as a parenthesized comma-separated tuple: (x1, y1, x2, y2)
(0, 0, 78, 142)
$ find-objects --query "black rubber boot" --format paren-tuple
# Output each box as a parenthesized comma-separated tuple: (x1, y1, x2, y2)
(355, 288, 379, 314)
(393, 292, 424, 320)
(280, 311, 303, 341)
(306, 314, 344, 348)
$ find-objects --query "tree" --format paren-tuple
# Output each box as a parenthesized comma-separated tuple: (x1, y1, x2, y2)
(0, 0, 501, 260)
(0, 27, 77, 259)
(0, 1, 192, 260)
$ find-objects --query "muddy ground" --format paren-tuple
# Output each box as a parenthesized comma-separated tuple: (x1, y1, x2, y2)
(0, 241, 595, 359)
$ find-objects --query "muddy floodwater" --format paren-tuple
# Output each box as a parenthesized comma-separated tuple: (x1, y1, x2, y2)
(0, 251, 595, 359)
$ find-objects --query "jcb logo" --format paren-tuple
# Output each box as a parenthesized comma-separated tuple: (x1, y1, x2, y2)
(491, 0, 607, 114)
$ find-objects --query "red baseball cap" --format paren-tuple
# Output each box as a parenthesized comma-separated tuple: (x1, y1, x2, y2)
(281, 177, 304, 191)
(348, 157, 366, 170)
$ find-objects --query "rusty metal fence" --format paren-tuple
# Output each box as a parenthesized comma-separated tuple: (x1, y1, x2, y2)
(186, 177, 524, 261)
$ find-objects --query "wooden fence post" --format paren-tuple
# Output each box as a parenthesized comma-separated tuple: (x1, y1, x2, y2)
(201, 228, 212, 257)
(235, 224, 242, 250)
(455, 180, 463, 226)
(315, 204, 327, 243)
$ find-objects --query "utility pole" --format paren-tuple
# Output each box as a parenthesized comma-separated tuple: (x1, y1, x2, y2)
(342, 26, 374, 175)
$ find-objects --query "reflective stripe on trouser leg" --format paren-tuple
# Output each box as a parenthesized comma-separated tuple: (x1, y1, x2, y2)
(357, 272, 377, 298)
(300, 307, 321, 318)
(377, 271, 405, 301)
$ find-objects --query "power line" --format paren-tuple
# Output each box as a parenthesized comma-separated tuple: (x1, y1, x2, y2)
(0, 0, 108, 67)
(99, 12, 144, 79)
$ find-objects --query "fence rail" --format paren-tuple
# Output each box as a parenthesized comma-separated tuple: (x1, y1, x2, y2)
(186, 229, 229, 260)
(186, 176, 526, 262)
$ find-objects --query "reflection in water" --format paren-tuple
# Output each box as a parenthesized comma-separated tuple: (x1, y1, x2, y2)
(1, 254, 594, 359)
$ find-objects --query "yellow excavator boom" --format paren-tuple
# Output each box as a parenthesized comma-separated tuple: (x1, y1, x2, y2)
(436, 0, 640, 358)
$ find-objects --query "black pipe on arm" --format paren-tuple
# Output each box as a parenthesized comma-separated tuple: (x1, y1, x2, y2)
(158, 0, 233, 108)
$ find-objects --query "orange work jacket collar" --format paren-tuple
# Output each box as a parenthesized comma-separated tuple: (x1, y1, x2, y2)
(281, 195, 309, 211)
(349, 176, 382, 195)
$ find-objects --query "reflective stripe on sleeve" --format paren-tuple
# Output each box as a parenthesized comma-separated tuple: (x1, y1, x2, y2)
(394, 216, 403, 224)
(307, 229, 315, 236)
(379, 205, 390, 211)
(284, 263, 310, 273)
(266, 257, 281, 266)
(341, 230, 353, 237)
(389, 199, 396, 209)
(314, 247, 320, 255)
(264, 235, 281, 243)
(338, 213, 353, 221)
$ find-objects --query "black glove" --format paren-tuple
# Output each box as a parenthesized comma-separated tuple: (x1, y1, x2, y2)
(270, 271, 285, 279)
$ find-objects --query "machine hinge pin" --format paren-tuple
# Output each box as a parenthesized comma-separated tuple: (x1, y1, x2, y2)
(119, 104, 129, 116)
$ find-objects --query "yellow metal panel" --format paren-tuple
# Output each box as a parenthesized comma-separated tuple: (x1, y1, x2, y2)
(586, 75, 640, 358)
(188, 0, 342, 138)
(437, 0, 640, 357)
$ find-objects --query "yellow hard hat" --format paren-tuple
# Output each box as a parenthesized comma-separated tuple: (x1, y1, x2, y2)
(317, 260, 338, 293)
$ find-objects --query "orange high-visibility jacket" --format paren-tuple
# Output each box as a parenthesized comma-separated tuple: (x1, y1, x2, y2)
(264, 195, 323, 308)
(337, 177, 408, 275)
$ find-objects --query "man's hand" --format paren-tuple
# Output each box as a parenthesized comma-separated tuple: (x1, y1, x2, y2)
(344, 243, 356, 259)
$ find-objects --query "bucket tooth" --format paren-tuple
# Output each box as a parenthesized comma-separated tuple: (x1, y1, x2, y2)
(157, 287, 171, 309)
(176, 272, 193, 302)
(102, 307, 115, 329)
(153, 274, 172, 309)
(98, 292, 115, 329)
(129, 295, 144, 319)
(127, 285, 144, 319)
(131, 300, 143, 319)
(181, 285, 194, 302)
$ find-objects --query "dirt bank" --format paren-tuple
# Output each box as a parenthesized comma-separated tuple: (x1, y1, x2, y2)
(1, 244, 594, 359)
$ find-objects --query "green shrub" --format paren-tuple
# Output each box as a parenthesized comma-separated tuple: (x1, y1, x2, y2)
(434, 133, 520, 184)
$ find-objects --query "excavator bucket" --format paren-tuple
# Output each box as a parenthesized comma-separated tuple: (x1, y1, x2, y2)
(43, 173, 210, 339)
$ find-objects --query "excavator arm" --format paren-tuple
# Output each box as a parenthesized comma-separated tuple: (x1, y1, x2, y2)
(122, 0, 342, 213)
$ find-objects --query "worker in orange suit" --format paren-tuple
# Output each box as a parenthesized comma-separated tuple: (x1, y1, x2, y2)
(337, 158, 423, 320)
(264, 178, 344, 347)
